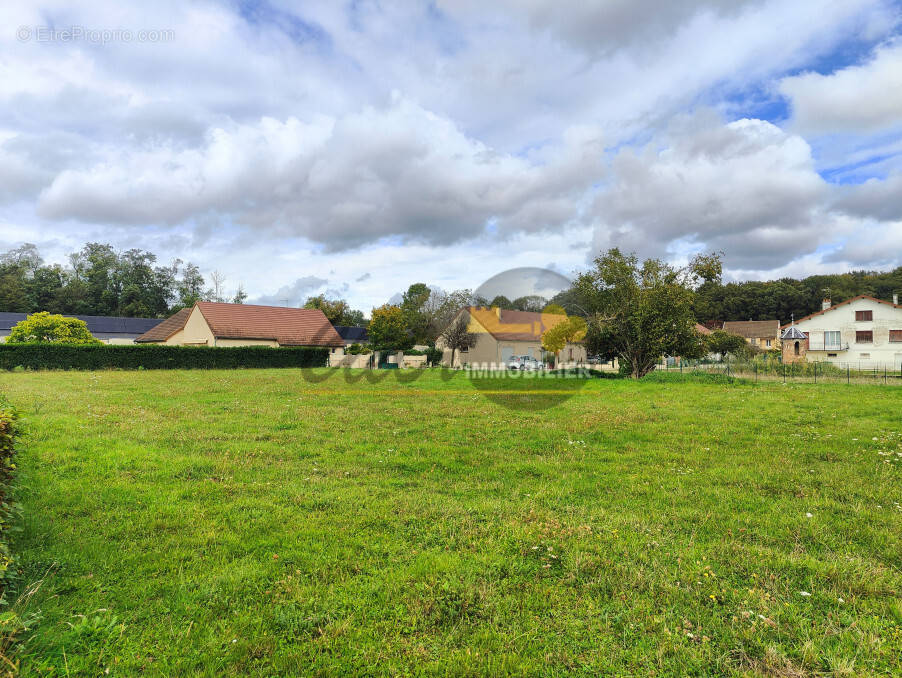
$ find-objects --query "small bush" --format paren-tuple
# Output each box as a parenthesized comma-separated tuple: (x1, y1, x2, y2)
(0, 344, 329, 371)
(546, 367, 623, 379)
(346, 344, 372, 355)
(0, 396, 20, 603)
(644, 370, 747, 385)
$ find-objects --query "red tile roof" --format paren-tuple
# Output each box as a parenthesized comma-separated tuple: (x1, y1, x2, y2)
(695, 323, 712, 336)
(195, 302, 344, 347)
(134, 308, 192, 343)
(135, 303, 344, 347)
(466, 307, 574, 342)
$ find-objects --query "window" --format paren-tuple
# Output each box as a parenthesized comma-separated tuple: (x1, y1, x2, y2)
(890, 330, 902, 342)
(860, 353, 870, 359)
(827, 353, 837, 357)
(824, 330, 841, 349)
(765, 339, 771, 348)
(855, 310, 873, 321)
(749, 338, 757, 346)
(856, 330, 873, 343)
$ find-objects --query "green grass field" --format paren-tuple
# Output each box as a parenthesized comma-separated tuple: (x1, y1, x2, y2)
(1, 369, 900, 676)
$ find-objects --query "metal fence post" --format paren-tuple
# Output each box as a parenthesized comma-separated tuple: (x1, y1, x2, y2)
(783, 363, 786, 383)
(814, 361, 817, 384)
(847, 364, 850, 385)
(884, 365, 887, 384)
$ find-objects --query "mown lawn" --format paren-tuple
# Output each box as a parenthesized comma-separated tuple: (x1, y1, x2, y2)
(1, 369, 901, 676)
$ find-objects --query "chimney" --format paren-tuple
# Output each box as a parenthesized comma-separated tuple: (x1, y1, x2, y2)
(894, 293, 899, 306)
(822, 298, 831, 311)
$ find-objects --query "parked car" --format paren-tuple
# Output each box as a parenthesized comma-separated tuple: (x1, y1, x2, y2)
(508, 355, 544, 370)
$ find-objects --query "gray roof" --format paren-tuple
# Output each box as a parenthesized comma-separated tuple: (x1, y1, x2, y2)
(333, 325, 368, 342)
(781, 326, 807, 340)
(722, 319, 780, 338)
(0, 312, 163, 335)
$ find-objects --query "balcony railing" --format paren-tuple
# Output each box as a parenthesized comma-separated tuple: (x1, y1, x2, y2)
(806, 341, 849, 351)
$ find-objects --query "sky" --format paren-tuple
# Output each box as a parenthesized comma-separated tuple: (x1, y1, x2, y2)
(1, 0, 902, 311)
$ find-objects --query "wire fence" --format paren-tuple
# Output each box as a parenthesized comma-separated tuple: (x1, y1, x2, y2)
(662, 358, 902, 385)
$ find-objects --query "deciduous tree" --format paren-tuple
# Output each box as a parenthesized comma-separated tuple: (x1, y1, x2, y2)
(541, 315, 587, 364)
(440, 313, 476, 367)
(575, 248, 716, 378)
(705, 329, 751, 360)
(368, 304, 413, 351)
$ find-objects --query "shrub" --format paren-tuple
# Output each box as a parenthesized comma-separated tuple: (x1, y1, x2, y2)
(0, 344, 329, 371)
(6, 312, 101, 345)
(644, 370, 747, 385)
(0, 396, 20, 604)
(346, 344, 372, 355)
(424, 347, 443, 365)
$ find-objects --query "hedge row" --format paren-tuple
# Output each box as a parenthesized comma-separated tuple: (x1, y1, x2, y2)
(0, 396, 19, 606)
(0, 344, 329, 371)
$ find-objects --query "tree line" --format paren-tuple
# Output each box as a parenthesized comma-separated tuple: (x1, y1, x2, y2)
(0, 243, 246, 318)
(3, 242, 900, 332)
(693, 269, 902, 324)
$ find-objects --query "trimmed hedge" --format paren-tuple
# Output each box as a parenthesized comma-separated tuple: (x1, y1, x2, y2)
(0, 396, 19, 606)
(0, 344, 329, 371)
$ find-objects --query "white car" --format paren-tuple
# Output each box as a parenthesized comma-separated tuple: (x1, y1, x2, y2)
(508, 355, 544, 370)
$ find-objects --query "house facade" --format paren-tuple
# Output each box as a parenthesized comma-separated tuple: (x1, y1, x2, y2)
(437, 306, 587, 368)
(0, 312, 163, 344)
(135, 301, 345, 352)
(722, 319, 781, 351)
(781, 295, 902, 367)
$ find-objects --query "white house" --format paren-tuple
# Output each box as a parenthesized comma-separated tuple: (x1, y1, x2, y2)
(781, 295, 902, 368)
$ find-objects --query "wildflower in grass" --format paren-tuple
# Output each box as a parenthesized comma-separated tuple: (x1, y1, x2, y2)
(799, 591, 811, 597)
(805, 512, 813, 518)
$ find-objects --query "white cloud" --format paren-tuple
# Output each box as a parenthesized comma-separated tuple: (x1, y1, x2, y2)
(591, 115, 832, 267)
(1, 0, 901, 303)
(254, 275, 329, 306)
(823, 219, 902, 265)
(833, 172, 902, 220)
(780, 41, 902, 135)
(37, 97, 606, 250)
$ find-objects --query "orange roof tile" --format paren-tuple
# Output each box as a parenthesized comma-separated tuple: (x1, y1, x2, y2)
(195, 302, 344, 347)
(466, 307, 574, 342)
(134, 307, 192, 343)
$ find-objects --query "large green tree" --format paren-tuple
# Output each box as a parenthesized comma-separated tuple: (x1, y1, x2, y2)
(400, 283, 432, 344)
(367, 304, 413, 351)
(575, 249, 719, 378)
